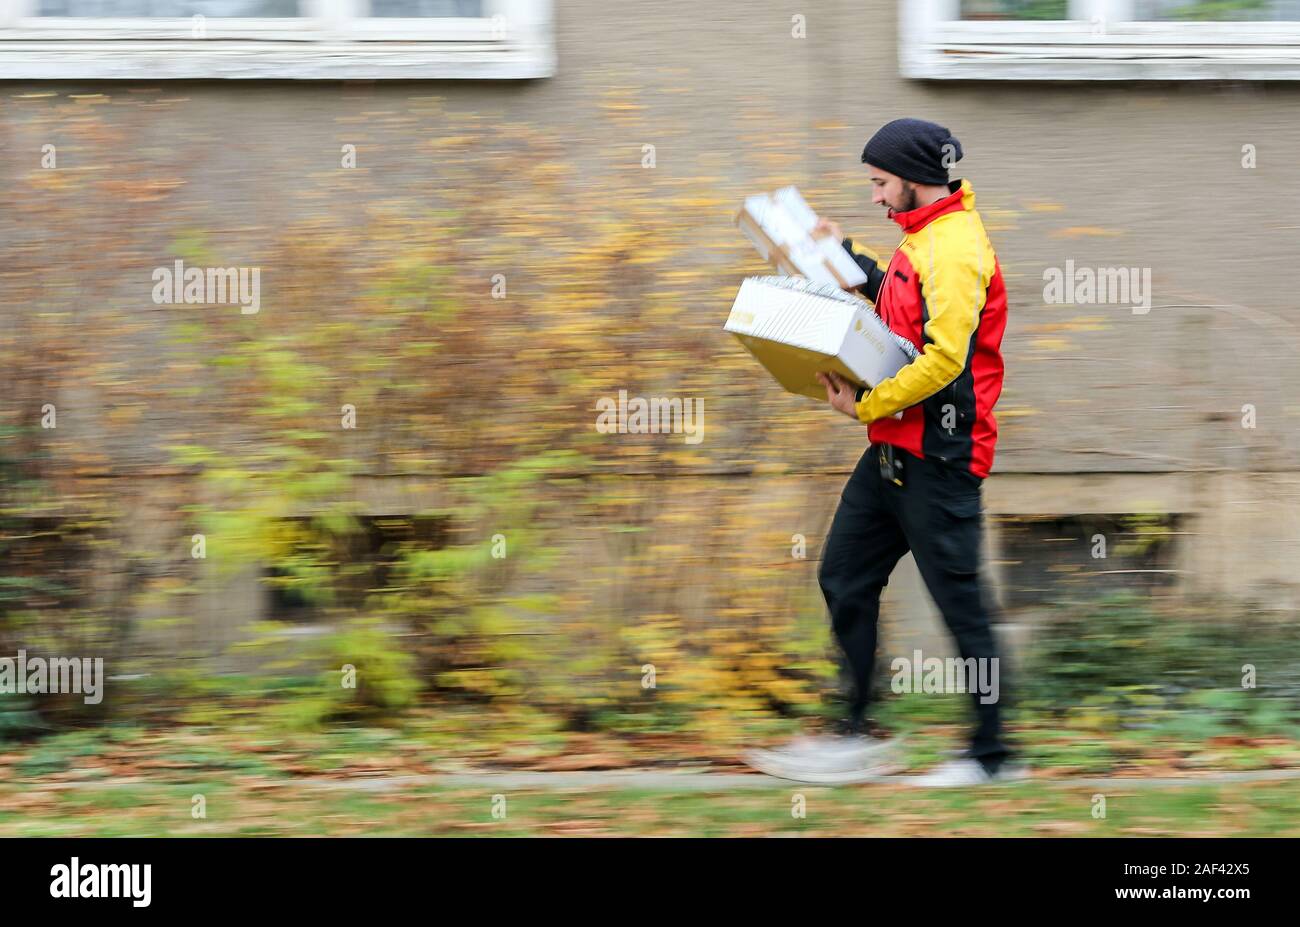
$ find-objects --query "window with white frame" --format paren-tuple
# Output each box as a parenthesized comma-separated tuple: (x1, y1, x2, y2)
(0, 0, 553, 79)
(901, 0, 1300, 80)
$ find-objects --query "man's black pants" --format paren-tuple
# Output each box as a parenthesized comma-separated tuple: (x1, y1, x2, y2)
(818, 442, 1011, 771)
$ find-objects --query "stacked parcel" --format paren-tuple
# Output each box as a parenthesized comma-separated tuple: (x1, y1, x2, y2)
(724, 276, 917, 402)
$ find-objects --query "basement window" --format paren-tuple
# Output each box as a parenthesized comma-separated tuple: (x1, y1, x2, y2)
(0, 0, 554, 79)
(991, 513, 1183, 612)
(263, 514, 449, 623)
(902, 0, 1300, 80)
(0, 517, 98, 614)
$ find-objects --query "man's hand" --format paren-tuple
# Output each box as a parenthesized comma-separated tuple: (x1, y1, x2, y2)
(817, 371, 861, 421)
(813, 217, 843, 243)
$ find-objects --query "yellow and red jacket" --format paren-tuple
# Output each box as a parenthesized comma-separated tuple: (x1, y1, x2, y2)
(842, 178, 1007, 479)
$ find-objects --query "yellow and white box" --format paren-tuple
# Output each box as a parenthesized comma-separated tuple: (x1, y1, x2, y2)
(725, 276, 918, 402)
(736, 186, 868, 291)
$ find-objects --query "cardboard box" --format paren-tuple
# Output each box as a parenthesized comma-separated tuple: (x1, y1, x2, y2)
(736, 186, 868, 291)
(724, 276, 918, 404)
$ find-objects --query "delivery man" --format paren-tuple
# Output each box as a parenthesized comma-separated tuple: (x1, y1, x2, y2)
(745, 118, 1017, 787)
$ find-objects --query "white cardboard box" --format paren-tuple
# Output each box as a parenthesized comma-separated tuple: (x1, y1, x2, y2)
(724, 276, 918, 403)
(736, 186, 868, 291)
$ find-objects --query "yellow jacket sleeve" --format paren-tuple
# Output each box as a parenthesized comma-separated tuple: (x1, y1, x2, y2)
(855, 221, 989, 424)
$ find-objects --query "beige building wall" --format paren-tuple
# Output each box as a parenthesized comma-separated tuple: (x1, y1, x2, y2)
(4, 0, 1300, 669)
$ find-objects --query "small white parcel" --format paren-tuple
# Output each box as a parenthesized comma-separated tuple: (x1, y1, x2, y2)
(735, 186, 868, 291)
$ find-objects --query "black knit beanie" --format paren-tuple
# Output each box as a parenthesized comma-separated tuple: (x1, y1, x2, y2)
(861, 118, 963, 185)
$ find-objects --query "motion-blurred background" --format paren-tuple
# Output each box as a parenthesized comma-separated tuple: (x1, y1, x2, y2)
(2, 0, 1300, 835)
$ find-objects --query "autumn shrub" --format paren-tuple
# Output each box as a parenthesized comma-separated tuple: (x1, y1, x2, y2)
(1018, 592, 1300, 736)
(0, 104, 875, 739)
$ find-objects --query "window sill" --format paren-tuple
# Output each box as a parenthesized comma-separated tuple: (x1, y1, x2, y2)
(0, 37, 556, 79)
(905, 45, 1300, 81)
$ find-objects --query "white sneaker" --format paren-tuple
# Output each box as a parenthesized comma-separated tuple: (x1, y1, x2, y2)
(903, 758, 1028, 788)
(743, 734, 902, 784)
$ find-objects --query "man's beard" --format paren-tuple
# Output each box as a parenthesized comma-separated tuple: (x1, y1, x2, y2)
(895, 183, 919, 213)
